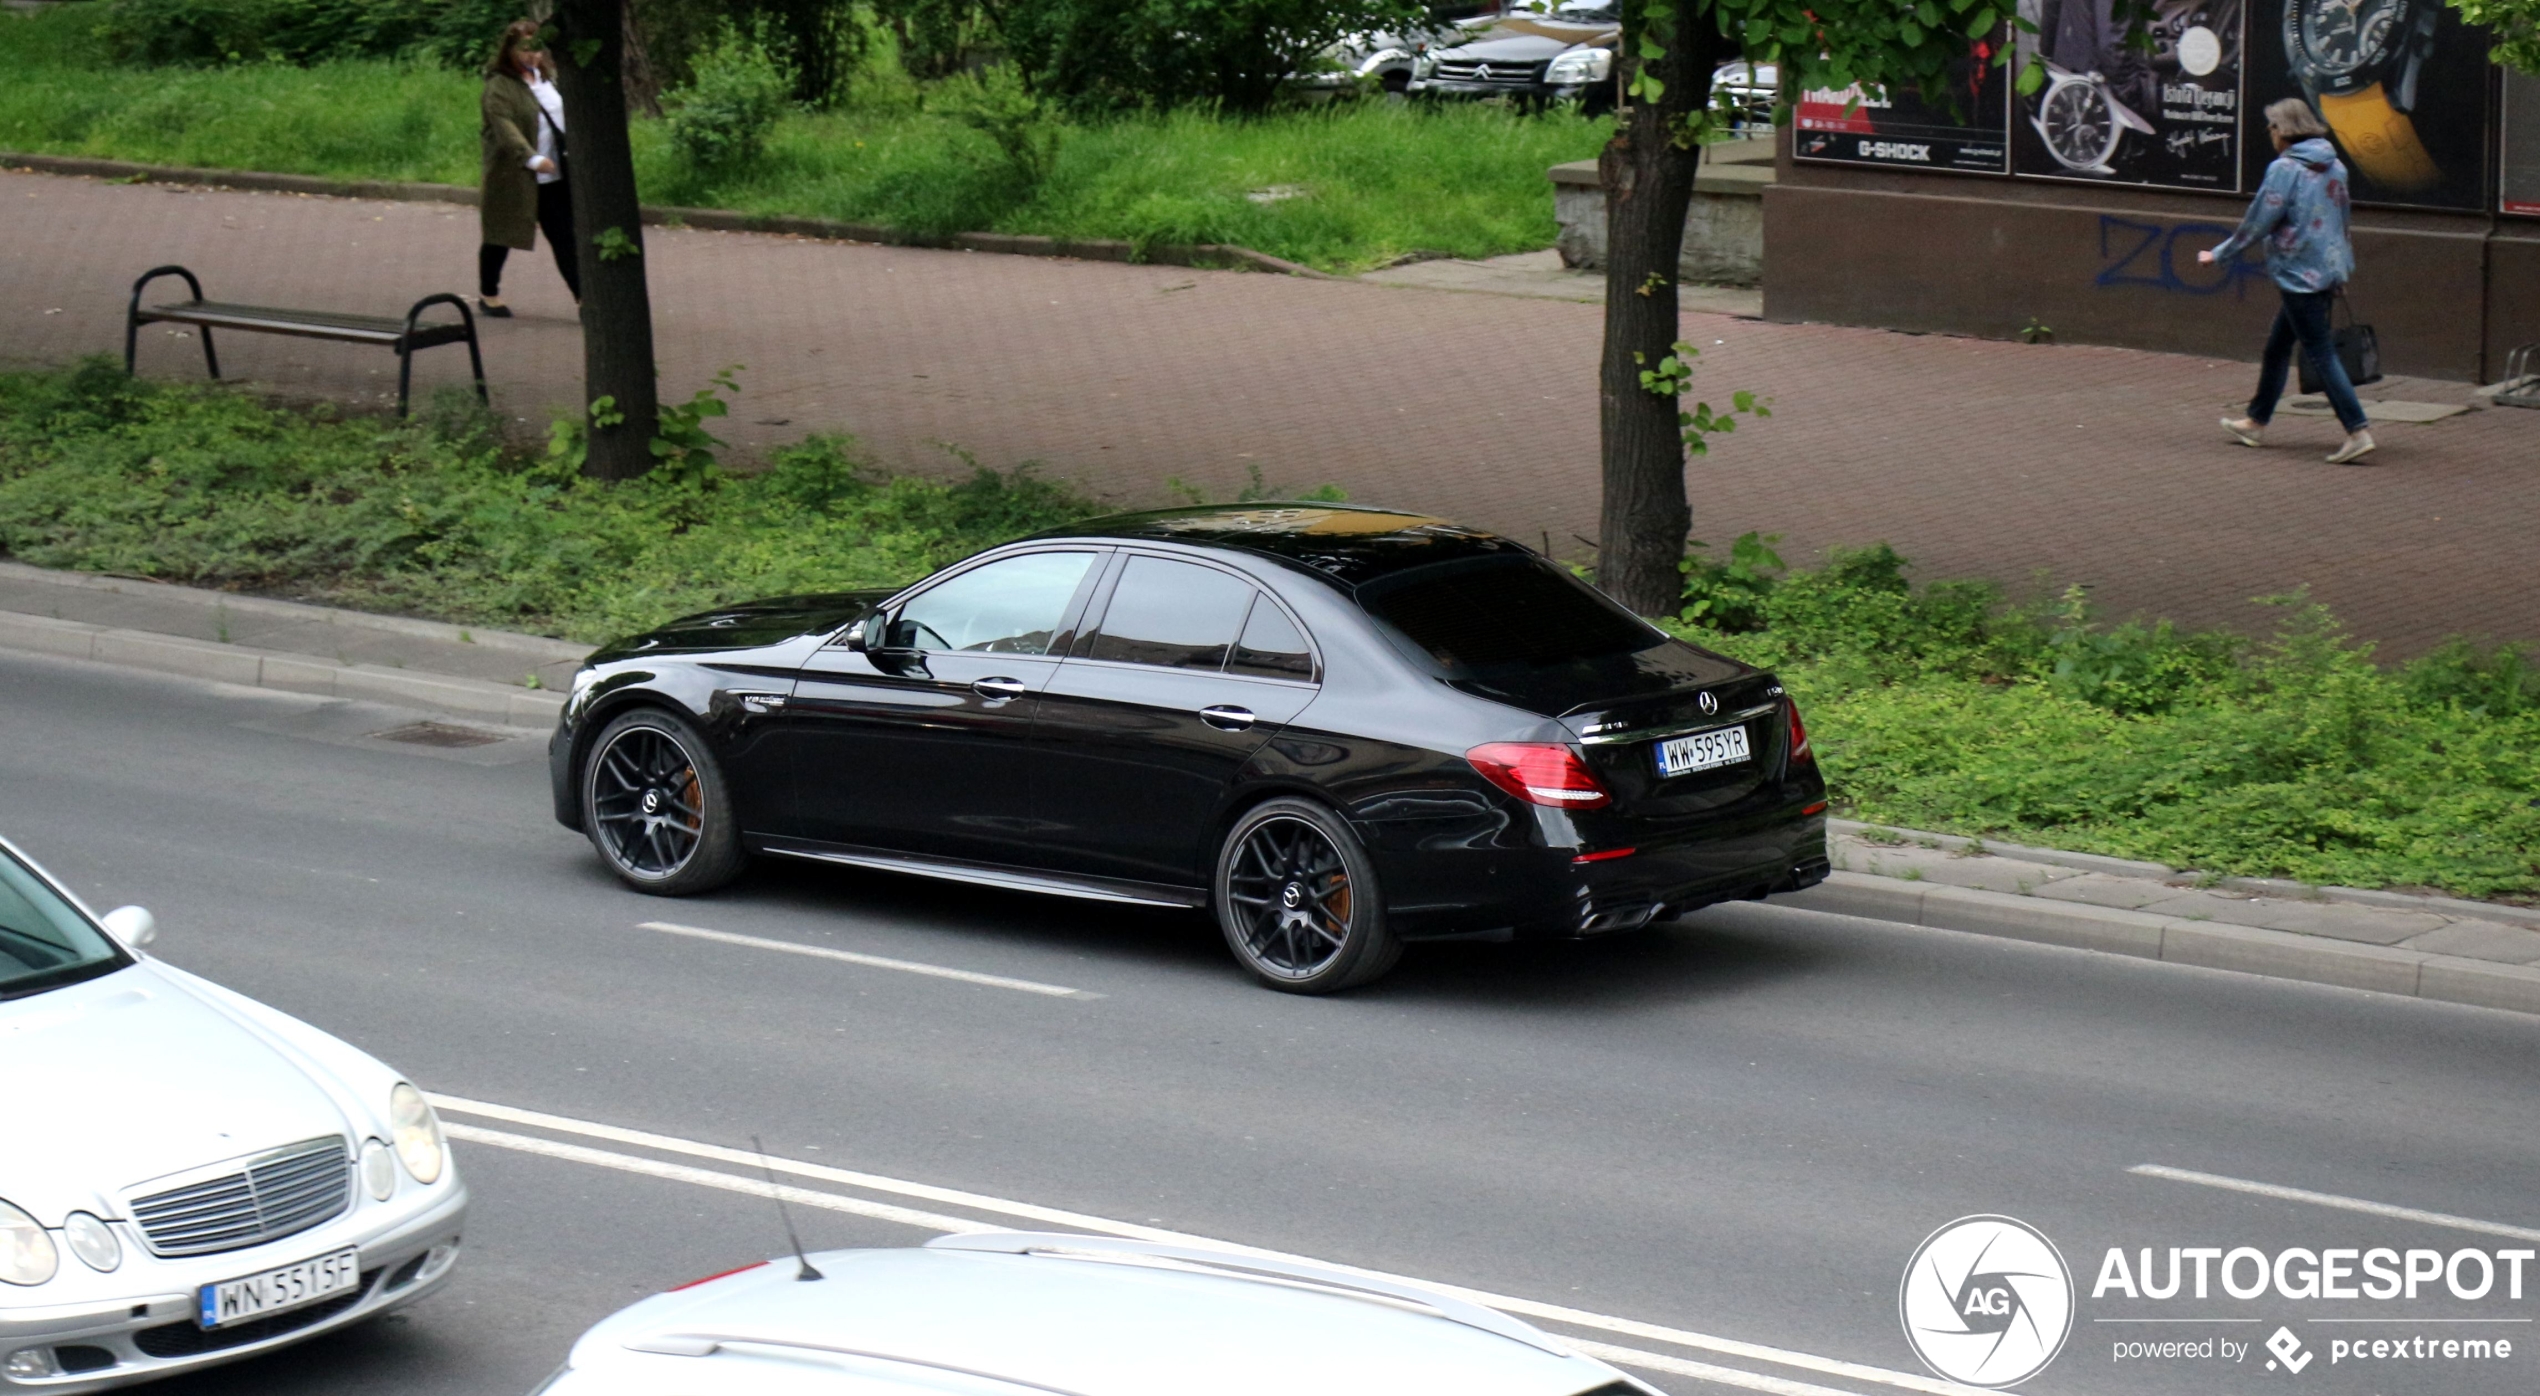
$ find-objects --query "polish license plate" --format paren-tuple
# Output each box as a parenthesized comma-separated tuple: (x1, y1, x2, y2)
(199, 1246, 362, 1329)
(1655, 725, 1751, 777)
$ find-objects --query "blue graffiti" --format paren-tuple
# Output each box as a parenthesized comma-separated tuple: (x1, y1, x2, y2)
(2093, 215, 2267, 297)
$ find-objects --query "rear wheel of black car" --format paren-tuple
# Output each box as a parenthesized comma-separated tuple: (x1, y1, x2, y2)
(581, 709, 744, 896)
(1214, 798, 1400, 994)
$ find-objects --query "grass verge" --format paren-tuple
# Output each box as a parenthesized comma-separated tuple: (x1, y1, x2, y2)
(0, 362, 1099, 644)
(0, 3, 1607, 272)
(3, 367, 2530, 900)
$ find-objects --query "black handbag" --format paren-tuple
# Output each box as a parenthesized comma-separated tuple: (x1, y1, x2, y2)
(2299, 291, 2382, 394)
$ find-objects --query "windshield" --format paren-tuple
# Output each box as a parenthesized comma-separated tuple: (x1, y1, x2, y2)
(1550, 0, 1619, 20)
(1359, 555, 1660, 673)
(0, 848, 131, 1001)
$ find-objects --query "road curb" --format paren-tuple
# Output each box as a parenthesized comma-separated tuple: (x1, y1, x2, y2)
(0, 561, 588, 665)
(0, 609, 563, 728)
(1786, 872, 2540, 1017)
(1828, 816, 2540, 931)
(2, 152, 1334, 279)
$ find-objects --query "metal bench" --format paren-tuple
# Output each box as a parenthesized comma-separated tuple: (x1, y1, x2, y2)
(126, 265, 486, 418)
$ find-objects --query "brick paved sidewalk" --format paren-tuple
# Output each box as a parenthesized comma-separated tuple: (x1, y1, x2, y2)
(6, 166, 2535, 655)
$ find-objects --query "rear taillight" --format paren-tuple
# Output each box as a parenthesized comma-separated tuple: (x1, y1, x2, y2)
(1467, 743, 1612, 809)
(1787, 698, 1814, 764)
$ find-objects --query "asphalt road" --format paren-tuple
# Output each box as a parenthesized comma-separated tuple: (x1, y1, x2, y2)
(5, 646, 2537, 1396)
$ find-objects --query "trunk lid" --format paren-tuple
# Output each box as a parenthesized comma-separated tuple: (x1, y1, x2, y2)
(1562, 670, 1789, 825)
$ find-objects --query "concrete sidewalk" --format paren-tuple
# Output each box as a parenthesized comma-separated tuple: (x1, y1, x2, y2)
(5, 165, 2538, 658)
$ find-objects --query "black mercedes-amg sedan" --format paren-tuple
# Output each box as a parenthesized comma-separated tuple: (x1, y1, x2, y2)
(549, 505, 1829, 993)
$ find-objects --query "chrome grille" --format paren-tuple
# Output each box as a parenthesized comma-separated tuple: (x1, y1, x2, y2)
(130, 1137, 352, 1257)
(1431, 57, 1545, 85)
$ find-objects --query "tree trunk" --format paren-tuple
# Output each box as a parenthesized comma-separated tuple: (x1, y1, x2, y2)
(1595, 0, 1724, 616)
(554, 0, 661, 481)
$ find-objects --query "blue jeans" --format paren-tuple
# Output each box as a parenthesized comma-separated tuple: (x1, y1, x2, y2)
(2249, 288, 2368, 433)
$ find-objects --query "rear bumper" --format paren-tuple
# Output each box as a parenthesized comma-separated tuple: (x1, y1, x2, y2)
(1373, 804, 1830, 942)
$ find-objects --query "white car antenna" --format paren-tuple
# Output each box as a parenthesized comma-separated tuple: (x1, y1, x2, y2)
(751, 1134, 824, 1281)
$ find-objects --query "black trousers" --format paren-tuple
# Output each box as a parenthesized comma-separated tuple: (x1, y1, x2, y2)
(479, 178, 580, 301)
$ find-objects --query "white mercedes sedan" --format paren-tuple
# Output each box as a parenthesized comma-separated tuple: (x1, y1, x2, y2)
(534, 1231, 1651, 1396)
(0, 837, 467, 1391)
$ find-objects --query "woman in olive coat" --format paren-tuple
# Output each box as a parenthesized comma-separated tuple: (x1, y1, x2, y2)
(478, 20, 579, 316)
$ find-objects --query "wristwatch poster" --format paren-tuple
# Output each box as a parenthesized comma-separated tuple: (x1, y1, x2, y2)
(1793, 30, 2013, 174)
(2012, 0, 2247, 188)
(2242, 0, 2492, 208)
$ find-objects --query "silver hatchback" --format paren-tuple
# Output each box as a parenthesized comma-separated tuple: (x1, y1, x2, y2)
(535, 1232, 1651, 1396)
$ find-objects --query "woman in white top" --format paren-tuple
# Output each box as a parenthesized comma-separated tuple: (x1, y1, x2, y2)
(477, 20, 579, 316)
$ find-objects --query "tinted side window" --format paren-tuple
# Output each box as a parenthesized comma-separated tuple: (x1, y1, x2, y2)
(1361, 556, 1656, 671)
(892, 551, 1095, 655)
(1086, 557, 1254, 670)
(1228, 598, 1314, 680)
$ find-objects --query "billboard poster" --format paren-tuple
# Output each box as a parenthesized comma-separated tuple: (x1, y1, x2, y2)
(2505, 68, 2540, 216)
(1793, 33, 2013, 174)
(2011, 0, 2247, 189)
(2241, 0, 2493, 209)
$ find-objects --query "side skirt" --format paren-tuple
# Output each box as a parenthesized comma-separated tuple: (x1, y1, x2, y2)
(751, 836, 1207, 910)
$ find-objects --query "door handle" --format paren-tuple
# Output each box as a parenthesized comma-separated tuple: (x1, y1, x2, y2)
(972, 677, 1028, 700)
(1199, 705, 1257, 731)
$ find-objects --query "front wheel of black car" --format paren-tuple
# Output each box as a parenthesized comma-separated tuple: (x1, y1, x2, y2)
(581, 709, 744, 896)
(1214, 798, 1400, 994)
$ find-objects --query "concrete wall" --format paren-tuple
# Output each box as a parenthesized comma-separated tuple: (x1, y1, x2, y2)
(1550, 142, 1772, 288)
(1763, 135, 2538, 383)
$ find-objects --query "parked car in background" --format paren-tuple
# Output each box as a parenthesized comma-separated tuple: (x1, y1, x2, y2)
(531, 1231, 1660, 1396)
(0, 837, 465, 1391)
(1291, 0, 1510, 97)
(1409, 0, 1619, 114)
(548, 505, 1830, 994)
(1710, 59, 1779, 130)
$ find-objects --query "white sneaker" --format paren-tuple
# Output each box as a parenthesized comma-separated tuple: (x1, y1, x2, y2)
(2325, 431, 2376, 465)
(2221, 417, 2264, 447)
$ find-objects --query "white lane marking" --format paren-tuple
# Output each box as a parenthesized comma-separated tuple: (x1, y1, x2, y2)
(441, 1124, 996, 1234)
(2131, 1164, 2540, 1244)
(433, 1095, 1984, 1396)
(639, 921, 1097, 999)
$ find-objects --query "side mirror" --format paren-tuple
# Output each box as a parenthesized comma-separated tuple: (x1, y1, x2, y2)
(844, 618, 871, 653)
(102, 905, 156, 949)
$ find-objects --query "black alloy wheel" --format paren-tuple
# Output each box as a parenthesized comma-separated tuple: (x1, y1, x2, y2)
(1214, 797, 1401, 993)
(581, 710, 744, 895)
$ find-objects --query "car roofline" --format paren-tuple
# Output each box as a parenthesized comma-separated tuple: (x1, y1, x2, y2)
(621, 1332, 1096, 1396)
(924, 1231, 1579, 1358)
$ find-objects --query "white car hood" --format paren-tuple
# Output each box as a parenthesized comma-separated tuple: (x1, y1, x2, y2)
(0, 961, 355, 1224)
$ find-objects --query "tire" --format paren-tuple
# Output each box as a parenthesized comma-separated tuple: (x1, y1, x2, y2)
(1213, 797, 1401, 993)
(579, 708, 745, 896)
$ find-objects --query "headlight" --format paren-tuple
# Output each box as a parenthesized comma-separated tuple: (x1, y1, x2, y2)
(390, 1084, 446, 1185)
(0, 1200, 57, 1286)
(1548, 47, 1613, 83)
(1414, 52, 1437, 77)
(62, 1212, 119, 1273)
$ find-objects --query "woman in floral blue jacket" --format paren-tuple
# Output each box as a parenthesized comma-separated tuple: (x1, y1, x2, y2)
(2201, 99, 2374, 465)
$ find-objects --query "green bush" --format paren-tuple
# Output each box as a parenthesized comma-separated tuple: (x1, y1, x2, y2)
(994, 0, 1429, 112)
(0, 362, 1097, 644)
(668, 39, 791, 169)
(1660, 546, 2540, 899)
(98, 0, 516, 68)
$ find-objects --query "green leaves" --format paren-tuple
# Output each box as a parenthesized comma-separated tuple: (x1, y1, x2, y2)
(1634, 341, 1771, 458)
(2447, 0, 2540, 73)
(592, 225, 642, 262)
